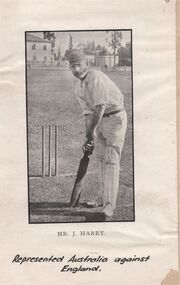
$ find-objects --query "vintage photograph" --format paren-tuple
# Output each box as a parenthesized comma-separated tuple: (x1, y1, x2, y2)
(26, 30, 134, 223)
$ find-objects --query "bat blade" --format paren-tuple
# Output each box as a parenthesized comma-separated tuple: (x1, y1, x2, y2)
(70, 153, 90, 207)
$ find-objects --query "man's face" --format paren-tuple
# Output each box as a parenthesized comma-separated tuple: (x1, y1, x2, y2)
(70, 59, 88, 79)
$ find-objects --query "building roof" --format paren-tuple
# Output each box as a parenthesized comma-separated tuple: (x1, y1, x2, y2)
(26, 34, 51, 43)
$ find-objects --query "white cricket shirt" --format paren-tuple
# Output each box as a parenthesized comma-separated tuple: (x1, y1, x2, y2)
(74, 69, 125, 116)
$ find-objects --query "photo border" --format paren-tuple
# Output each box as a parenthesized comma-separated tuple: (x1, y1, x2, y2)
(25, 29, 135, 224)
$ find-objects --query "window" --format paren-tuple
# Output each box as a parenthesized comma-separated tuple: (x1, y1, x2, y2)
(32, 44, 36, 50)
(43, 45, 47, 51)
(44, 56, 47, 61)
(33, 55, 36, 61)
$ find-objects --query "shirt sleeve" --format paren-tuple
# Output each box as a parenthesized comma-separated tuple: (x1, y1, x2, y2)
(74, 83, 93, 116)
(91, 73, 109, 106)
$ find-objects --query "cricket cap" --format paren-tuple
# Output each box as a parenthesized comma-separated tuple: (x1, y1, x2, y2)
(69, 49, 85, 65)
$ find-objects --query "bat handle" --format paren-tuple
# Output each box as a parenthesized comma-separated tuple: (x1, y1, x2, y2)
(84, 151, 89, 156)
(83, 148, 94, 157)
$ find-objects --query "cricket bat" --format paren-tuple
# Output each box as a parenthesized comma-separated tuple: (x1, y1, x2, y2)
(70, 151, 90, 207)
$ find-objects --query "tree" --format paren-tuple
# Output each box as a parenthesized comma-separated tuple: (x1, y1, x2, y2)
(69, 33, 73, 52)
(43, 32, 56, 52)
(78, 41, 108, 56)
(118, 43, 132, 66)
(55, 46, 61, 61)
(98, 46, 108, 56)
(64, 50, 70, 60)
(64, 33, 74, 60)
(95, 44, 102, 52)
(77, 43, 86, 51)
(84, 41, 96, 55)
(108, 31, 122, 68)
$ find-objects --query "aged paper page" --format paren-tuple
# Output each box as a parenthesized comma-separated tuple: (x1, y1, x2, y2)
(177, 0, 180, 280)
(0, 0, 178, 284)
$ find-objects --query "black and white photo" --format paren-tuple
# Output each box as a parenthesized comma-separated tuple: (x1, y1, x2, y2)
(25, 30, 134, 223)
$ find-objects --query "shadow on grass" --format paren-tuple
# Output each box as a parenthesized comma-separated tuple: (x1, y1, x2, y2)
(30, 202, 107, 222)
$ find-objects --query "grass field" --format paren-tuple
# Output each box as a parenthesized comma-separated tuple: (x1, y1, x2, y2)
(27, 69, 134, 223)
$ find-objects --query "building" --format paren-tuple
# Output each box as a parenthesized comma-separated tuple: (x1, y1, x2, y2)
(86, 55, 95, 66)
(95, 55, 119, 68)
(26, 34, 53, 66)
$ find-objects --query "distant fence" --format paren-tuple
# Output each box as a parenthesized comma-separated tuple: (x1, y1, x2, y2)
(27, 63, 70, 71)
(27, 64, 131, 72)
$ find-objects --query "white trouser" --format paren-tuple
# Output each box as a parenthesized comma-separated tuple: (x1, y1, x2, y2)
(95, 110, 127, 209)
